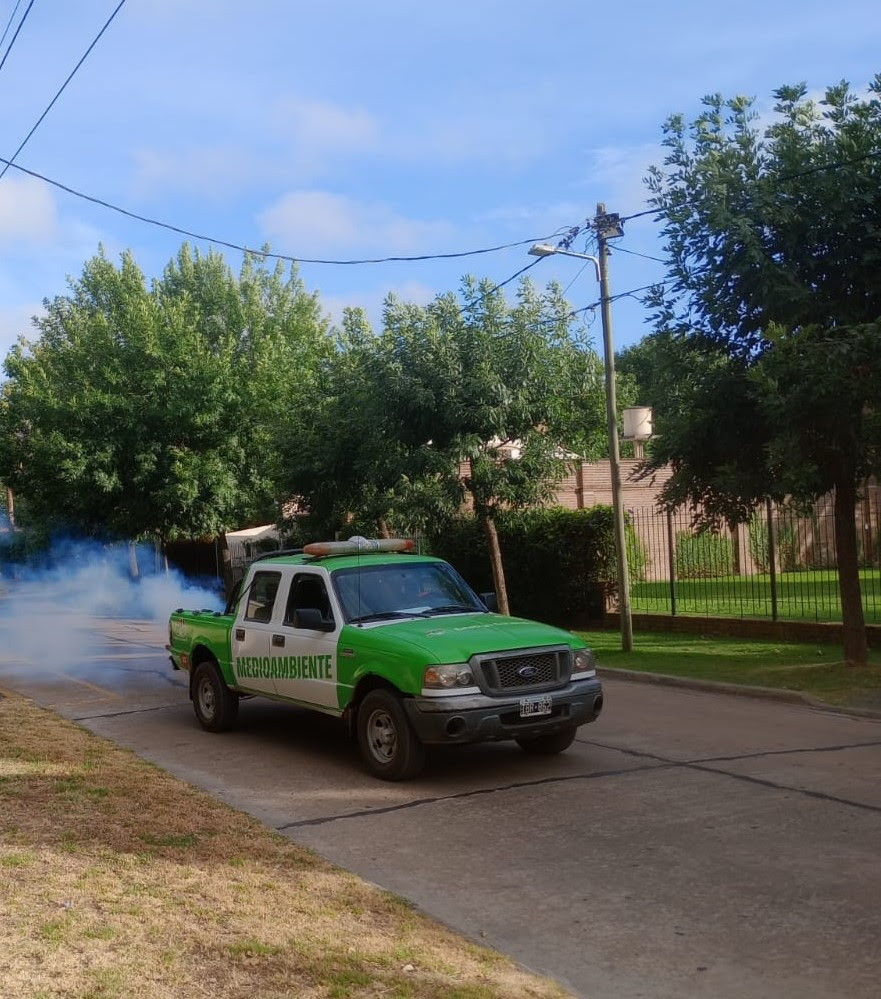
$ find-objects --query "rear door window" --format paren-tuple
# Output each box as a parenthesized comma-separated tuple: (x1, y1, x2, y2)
(244, 571, 281, 623)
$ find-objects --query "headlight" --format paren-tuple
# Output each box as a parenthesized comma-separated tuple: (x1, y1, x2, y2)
(423, 664, 474, 688)
(571, 648, 595, 675)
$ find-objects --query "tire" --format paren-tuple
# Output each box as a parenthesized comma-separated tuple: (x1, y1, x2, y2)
(515, 726, 578, 755)
(356, 689, 425, 781)
(192, 660, 239, 732)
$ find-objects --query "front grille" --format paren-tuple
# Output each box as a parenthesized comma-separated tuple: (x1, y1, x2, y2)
(474, 646, 570, 693)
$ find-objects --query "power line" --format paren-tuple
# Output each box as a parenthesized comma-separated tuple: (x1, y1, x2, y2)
(564, 285, 660, 326)
(0, 0, 34, 76)
(0, 156, 574, 267)
(0, 0, 128, 182)
(0, 0, 23, 49)
(611, 244, 666, 264)
(457, 229, 586, 317)
(561, 232, 600, 297)
(468, 256, 544, 303)
(619, 207, 660, 223)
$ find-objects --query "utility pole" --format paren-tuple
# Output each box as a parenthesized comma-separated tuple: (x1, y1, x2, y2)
(595, 203, 633, 651)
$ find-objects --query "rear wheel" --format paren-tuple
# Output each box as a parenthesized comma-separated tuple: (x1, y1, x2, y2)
(357, 689, 425, 781)
(192, 660, 239, 732)
(515, 726, 577, 755)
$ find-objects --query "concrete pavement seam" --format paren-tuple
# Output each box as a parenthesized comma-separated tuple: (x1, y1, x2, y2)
(276, 760, 676, 830)
(686, 760, 881, 816)
(582, 736, 881, 815)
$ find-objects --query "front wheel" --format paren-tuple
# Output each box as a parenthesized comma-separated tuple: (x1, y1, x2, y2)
(356, 689, 425, 781)
(192, 660, 239, 732)
(515, 726, 578, 755)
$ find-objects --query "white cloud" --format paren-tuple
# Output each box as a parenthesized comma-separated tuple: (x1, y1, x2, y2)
(271, 96, 379, 154)
(129, 98, 381, 199)
(258, 190, 454, 254)
(0, 178, 58, 245)
(579, 143, 663, 217)
(130, 146, 278, 200)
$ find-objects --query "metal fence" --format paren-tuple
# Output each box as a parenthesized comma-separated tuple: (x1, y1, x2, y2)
(626, 497, 881, 624)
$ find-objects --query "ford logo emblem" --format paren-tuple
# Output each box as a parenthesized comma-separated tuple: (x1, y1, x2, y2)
(518, 665, 538, 679)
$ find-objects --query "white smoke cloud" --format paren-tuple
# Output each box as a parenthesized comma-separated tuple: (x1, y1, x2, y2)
(0, 538, 223, 671)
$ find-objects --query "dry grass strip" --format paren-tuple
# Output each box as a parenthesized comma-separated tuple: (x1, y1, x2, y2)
(0, 692, 571, 999)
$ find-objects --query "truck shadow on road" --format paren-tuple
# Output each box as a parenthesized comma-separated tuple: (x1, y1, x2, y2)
(229, 698, 599, 789)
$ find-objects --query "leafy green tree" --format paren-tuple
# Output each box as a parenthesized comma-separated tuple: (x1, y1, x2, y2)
(352, 277, 607, 613)
(280, 277, 608, 610)
(644, 79, 881, 663)
(0, 245, 330, 580)
(616, 330, 727, 456)
(277, 305, 433, 541)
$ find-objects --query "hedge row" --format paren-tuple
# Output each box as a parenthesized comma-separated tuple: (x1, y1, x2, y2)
(428, 506, 617, 628)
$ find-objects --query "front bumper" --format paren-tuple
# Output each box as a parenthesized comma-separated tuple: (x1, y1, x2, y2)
(402, 676, 603, 745)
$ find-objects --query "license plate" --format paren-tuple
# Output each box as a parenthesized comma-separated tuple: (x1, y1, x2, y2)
(519, 694, 552, 718)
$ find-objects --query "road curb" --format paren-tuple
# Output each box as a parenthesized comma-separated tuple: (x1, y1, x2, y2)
(596, 667, 881, 721)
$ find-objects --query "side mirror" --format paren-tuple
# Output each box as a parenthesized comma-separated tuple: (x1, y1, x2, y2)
(294, 607, 334, 632)
(480, 592, 498, 612)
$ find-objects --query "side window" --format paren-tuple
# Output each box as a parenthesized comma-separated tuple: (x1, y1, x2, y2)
(285, 573, 334, 628)
(244, 571, 281, 623)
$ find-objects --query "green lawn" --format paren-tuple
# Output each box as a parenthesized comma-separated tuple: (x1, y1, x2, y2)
(576, 629, 881, 710)
(630, 568, 881, 624)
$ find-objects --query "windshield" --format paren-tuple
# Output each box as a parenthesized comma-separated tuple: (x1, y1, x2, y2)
(332, 560, 486, 624)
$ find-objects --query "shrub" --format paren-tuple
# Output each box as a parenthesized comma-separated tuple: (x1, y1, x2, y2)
(748, 509, 801, 573)
(748, 512, 770, 573)
(674, 530, 734, 579)
(430, 506, 617, 627)
(626, 520, 648, 583)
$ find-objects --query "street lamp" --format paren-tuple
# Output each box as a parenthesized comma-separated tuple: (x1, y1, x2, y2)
(528, 230, 634, 651)
(528, 243, 600, 281)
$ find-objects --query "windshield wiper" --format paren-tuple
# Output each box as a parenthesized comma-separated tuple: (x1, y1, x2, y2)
(424, 604, 481, 616)
(349, 610, 430, 624)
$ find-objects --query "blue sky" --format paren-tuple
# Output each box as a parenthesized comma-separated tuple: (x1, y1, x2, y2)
(0, 0, 878, 364)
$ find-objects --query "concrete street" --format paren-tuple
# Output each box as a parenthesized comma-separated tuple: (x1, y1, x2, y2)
(1, 613, 879, 999)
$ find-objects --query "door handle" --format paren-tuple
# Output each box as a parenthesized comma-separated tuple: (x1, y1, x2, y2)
(235, 628, 245, 641)
(272, 634, 285, 648)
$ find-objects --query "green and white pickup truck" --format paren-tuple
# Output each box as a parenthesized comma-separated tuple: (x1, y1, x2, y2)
(167, 538, 604, 780)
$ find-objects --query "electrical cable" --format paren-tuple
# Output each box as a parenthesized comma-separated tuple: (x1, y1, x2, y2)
(0, 0, 23, 50)
(560, 233, 600, 297)
(0, 156, 575, 267)
(0, 0, 128, 182)
(610, 244, 666, 264)
(0, 0, 34, 76)
(561, 260, 593, 297)
(456, 230, 584, 317)
(466, 256, 544, 303)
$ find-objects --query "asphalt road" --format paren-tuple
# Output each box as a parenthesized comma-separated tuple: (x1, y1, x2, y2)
(1, 613, 880, 999)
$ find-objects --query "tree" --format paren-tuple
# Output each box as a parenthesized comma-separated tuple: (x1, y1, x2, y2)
(346, 277, 607, 613)
(0, 245, 330, 578)
(616, 330, 728, 455)
(276, 305, 434, 541)
(280, 277, 608, 611)
(644, 78, 881, 663)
